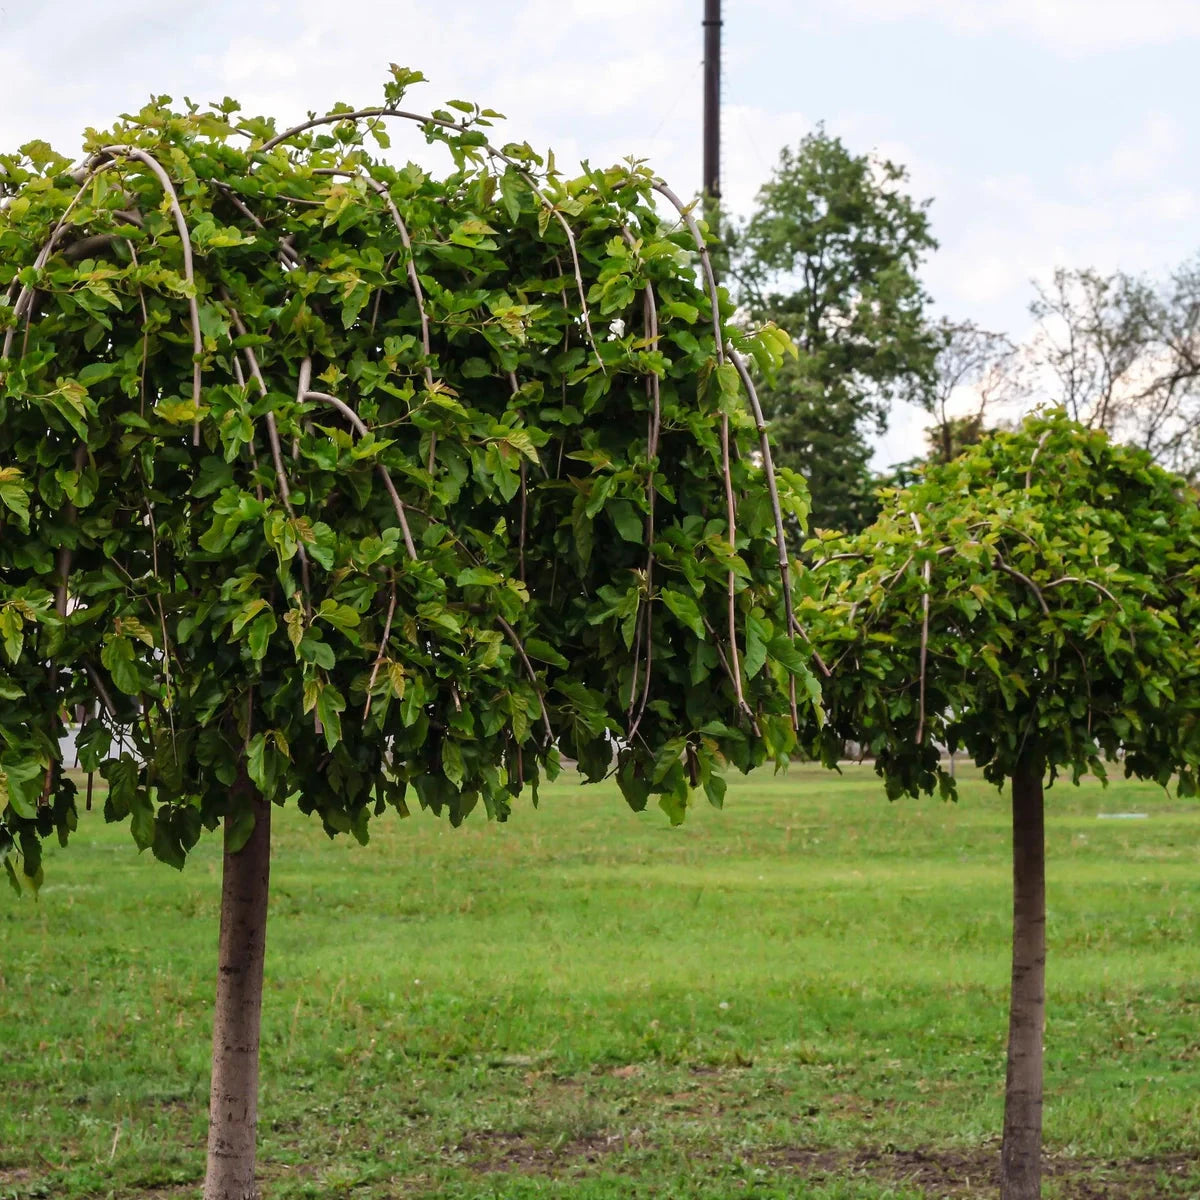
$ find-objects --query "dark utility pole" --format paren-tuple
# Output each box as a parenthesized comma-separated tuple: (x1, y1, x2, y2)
(702, 0, 721, 204)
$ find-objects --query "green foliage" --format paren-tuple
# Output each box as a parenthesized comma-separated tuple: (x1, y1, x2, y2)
(0, 77, 813, 888)
(731, 129, 939, 534)
(804, 412, 1200, 797)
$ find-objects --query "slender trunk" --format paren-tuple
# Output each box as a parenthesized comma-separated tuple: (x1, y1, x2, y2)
(204, 785, 271, 1200)
(1001, 758, 1046, 1200)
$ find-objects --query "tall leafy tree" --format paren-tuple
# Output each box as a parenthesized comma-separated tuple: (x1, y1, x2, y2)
(805, 413, 1200, 1199)
(0, 73, 814, 1199)
(731, 129, 940, 533)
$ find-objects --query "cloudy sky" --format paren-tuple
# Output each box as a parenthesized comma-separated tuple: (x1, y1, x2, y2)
(3, 0, 1197, 464)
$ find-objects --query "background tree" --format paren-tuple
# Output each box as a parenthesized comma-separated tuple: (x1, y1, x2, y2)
(1028, 263, 1200, 475)
(927, 319, 1023, 464)
(804, 413, 1200, 1199)
(880, 320, 1024, 488)
(730, 128, 940, 533)
(0, 72, 814, 1200)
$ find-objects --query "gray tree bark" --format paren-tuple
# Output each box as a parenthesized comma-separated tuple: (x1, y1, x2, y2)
(1001, 757, 1046, 1200)
(204, 783, 271, 1200)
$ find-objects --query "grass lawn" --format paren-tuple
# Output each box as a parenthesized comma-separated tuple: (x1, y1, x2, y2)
(2, 762, 1199, 1198)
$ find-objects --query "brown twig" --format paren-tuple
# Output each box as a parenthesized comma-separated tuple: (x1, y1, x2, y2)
(910, 512, 932, 744)
(363, 582, 397, 720)
(1024, 428, 1052, 489)
(231, 355, 266, 504)
(994, 557, 1052, 617)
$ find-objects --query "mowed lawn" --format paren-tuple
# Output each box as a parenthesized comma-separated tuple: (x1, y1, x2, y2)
(2, 763, 1199, 1199)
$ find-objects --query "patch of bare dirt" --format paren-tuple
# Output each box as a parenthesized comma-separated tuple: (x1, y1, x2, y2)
(456, 1129, 629, 1173)
(457, 1133, 1199, 1197)
(765, 1145, 1200, 1199)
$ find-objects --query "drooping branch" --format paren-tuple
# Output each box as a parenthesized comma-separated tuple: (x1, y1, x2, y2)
(223, 299, 313, 605)
(494, 615, 555, 747)
(728, 347, 829, 692)
(651, 183, 723, 358)
(505, 371, 529, 584)
(363, 581, 397, 721)
(994, 558, 1051, 617)
(1043, 575, 1120, 607)
(2, 161, 121, 365)
(292, 356, 313, 459)
(303, 390, 418, 560)
(1024, 428, 1052, 490)
(620, 229, 664, 739)
(95, 146, 204, 444)
(215, 182, 302, 269)
(312, 166, 439, 470)
(650, 184, 760, 719)
(313, 169, 434, 389)
(910, 512, 932, 745)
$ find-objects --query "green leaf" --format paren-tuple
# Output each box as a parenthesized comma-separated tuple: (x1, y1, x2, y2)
(100, 635, 141, 695)
(317, 684, 346, 751)
(225, 806, 257, 855)
(456, 566, 502, 587)
(744, 612, 770, 680)
(76, 362, 116, 387)
(661, 588, 704, 638)
(609, 501, 644, 543)
(0, 469, 31, 523)
(524, 637, 569, 669)
(316, 599, 361, 634)
(767, 635, 807, 676)
(247, 611, 276, 661)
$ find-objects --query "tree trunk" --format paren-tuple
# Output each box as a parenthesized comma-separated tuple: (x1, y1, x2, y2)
(1001, 758, 1046, 1200)
(204, 784, 271, 1200)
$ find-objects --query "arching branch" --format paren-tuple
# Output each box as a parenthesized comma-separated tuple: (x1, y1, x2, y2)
(256, 106, 601, 368)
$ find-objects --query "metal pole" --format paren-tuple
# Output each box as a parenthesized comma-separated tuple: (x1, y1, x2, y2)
(703, 0, 721, 204)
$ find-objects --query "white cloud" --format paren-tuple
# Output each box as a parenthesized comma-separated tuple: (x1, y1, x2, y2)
(825, 0, 1200, 55)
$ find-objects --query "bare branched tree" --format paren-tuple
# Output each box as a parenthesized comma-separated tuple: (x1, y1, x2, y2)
(1028, 265, 1200, 475)
(927, 320, 1025, 464)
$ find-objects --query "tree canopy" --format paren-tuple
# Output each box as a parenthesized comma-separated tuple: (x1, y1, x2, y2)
(730, 129, 939, 534)
(0, 70, 815, 890)
(805, 411, 1200, 794)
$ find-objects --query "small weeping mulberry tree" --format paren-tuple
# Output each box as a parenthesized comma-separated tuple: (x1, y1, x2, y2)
(0, 68, 817, 1199)
(803, 413, 1200, 1200)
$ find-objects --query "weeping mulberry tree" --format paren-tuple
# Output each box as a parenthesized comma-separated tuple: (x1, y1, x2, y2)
(804, 413, 1200, 1200)
(0, 68, 815, 1200)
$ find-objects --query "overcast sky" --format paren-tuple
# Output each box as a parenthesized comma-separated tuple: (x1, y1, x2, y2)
(3, 0, 1197, 465)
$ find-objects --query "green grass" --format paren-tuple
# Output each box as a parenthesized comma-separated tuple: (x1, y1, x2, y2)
(2, 763, 1200, 1198)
